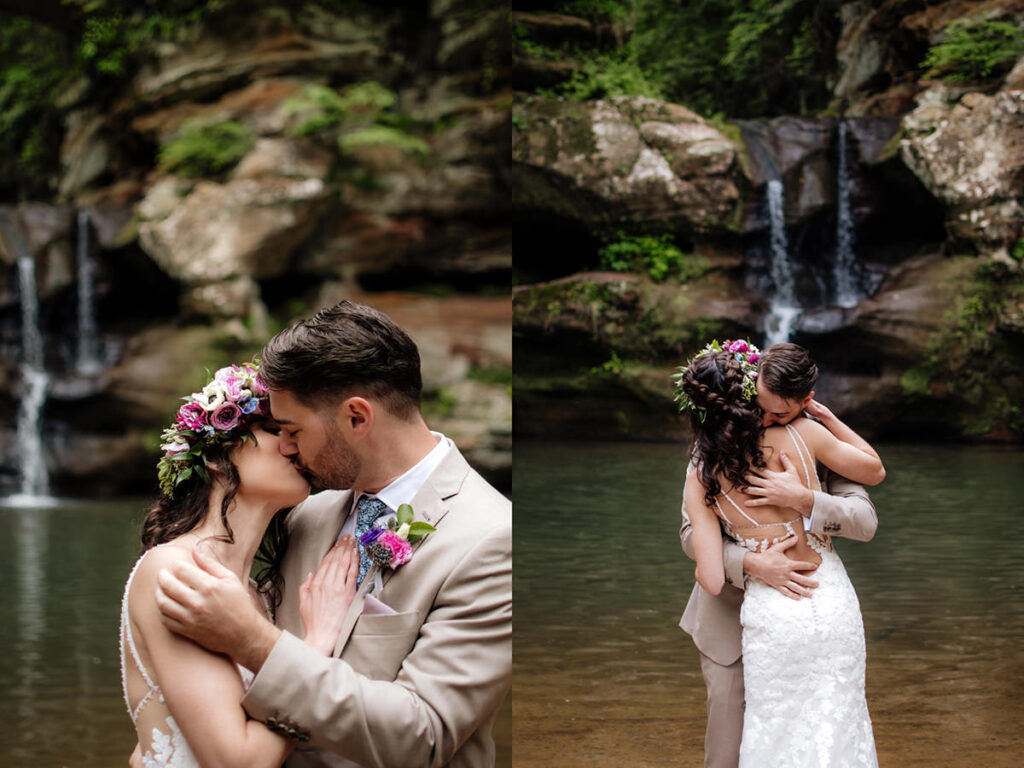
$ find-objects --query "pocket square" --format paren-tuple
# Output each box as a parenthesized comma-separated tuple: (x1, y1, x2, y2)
(362, 594, 398, 616)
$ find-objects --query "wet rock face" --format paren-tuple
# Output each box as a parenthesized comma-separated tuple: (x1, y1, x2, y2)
(0, 3, 513, 496)
(512, 96, 741, 235)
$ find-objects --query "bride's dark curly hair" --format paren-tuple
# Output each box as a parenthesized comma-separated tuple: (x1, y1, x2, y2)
(139, 426, 291, 612)
(680, 350, 766, 507)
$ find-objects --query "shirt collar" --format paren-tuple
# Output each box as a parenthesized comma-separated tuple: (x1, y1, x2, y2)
(351, 431, 453, 514)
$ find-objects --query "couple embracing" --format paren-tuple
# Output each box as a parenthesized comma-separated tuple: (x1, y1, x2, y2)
(678, 341, 885, 767)
(119, 301, 511, 768)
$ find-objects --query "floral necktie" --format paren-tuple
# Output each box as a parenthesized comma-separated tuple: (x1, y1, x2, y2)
(354, 495, 390, 585)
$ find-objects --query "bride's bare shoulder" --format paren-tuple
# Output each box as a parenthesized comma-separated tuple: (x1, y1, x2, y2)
(127, 544, 193, 613)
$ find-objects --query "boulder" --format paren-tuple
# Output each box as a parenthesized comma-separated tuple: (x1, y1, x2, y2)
(900, 88, 1024, 252)
(512, 96, 740, 234)
(137, 176, 331, 315)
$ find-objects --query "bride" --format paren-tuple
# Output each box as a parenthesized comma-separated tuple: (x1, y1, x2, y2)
(120, 362, 357, 768)
(677, 342, 885, 767)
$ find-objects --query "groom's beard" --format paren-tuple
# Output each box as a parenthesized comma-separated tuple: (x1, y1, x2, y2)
(294, 422, 360, 492)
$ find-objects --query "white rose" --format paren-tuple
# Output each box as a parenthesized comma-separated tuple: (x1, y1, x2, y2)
(198, 381, 227, 411)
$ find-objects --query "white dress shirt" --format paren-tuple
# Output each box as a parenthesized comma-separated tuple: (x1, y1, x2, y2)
(337, 431, 453, 538)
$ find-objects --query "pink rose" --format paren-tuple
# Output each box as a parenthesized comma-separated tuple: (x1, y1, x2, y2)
(379, 531, 413, 567)
(176, 402, 208, 431)
(210, 402, 242, 431)
(214, 366, 246, 399)
(728, 340, 749, 353)
(250, 373, 269, 397)
(747, 353, 759, 364)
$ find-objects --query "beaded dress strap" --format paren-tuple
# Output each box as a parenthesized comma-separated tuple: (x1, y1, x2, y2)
(784, 423, 821, 492)
(119, 551, 164, 724)
(715, 488, 760, 527)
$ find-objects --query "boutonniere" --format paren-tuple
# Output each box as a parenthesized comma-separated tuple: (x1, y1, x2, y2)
(359, 503, 435, 575)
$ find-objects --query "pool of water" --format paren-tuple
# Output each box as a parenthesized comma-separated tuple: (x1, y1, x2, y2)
(512, 441, 1024, 767)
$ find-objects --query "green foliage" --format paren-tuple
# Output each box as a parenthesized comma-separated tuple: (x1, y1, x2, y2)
(284, 81, 429, 165)
(921, 17, 1024, 82)
(158, 119, 255, 177)
(546, 47, 663, 101)
(560, 0, 632, 23)
(521, 0, 842, 118)
(422, 388, 457, 419)
(468, 365, 514, 387)
(906, 258, 1024, 437)
(599, 233, 707, 283)
(1011, 239, 1024, 263)
(0, 19, 66, 184)
(590, 350, 625, 375)
(338, 125, 429, 157)
(286, 82, 398, 137)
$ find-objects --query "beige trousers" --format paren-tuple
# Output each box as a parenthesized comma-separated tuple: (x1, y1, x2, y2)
(698, 652, 745, 768)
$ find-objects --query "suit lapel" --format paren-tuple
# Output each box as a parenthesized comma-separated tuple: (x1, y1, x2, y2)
(330, 447, 474, 657)
(379, 446, 471, 589)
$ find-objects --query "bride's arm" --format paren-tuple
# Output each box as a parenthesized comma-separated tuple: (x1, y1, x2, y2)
(803, 399, 882, 463)
(684, 472, 726, 595)
(132, 547, 294, 768)
(795, 417, 886, 486)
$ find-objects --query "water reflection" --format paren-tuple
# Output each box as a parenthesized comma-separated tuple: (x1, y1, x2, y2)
(513, 441, 1024, 767)
(1, 500, 142, 764)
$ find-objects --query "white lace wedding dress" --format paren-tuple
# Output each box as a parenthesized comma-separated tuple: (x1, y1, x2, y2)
(716, 424, 878, 767)
(119, 549, 257, 768)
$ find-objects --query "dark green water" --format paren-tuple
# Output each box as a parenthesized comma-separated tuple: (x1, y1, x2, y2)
(512, 441, 1024, 767)
(0, 498, 512, 767)
(0, 499, 143, 766)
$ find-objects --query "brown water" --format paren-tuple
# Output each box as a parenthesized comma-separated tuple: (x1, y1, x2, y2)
(512, 441, 1024, 767)
(0, 499, 511, 767)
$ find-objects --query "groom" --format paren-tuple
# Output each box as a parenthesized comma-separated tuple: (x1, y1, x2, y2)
(679, 342, 878, 768)
(154, 300, 511, 767)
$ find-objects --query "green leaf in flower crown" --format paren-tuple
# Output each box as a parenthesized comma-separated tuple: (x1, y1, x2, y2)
(195, 465, 210, 483)
(176, 467, 193, 484)
(396, 503, 415, 526)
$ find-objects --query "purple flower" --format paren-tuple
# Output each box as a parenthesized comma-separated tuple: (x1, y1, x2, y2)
(359, 527, 384, 547)
(176, 402, 208, 431)
(210, 402, 242, 431)
(239, 396, 259, 414)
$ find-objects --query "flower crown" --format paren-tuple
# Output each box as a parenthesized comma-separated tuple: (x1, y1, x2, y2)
(672, 339, 761, 418)
(157, 362, 270, 498)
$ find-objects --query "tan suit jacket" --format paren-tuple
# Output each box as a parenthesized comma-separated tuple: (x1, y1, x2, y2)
(678, 469, 877, 666)
(241, 446, 512, 768)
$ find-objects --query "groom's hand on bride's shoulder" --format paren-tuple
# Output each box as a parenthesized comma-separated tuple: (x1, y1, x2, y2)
(744, 538, 819, 601)
(155, 546, 280, 669)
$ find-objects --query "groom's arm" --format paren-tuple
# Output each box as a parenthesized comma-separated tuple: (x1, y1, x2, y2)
(241, 521, 511, 768)
(809, 471, 877, 542)
(679, 497, 747, 590)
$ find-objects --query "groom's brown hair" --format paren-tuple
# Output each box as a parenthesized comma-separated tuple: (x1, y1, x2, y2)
(259, 300, 422, 418)
(758, 343, 818, 401)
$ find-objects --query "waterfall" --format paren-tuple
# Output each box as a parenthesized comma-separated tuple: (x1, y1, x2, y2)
(763, 180, 801, 346)
(75, 210, 102, 375)
(12, 255, 53, 503)
(832, 121, 859, 308)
